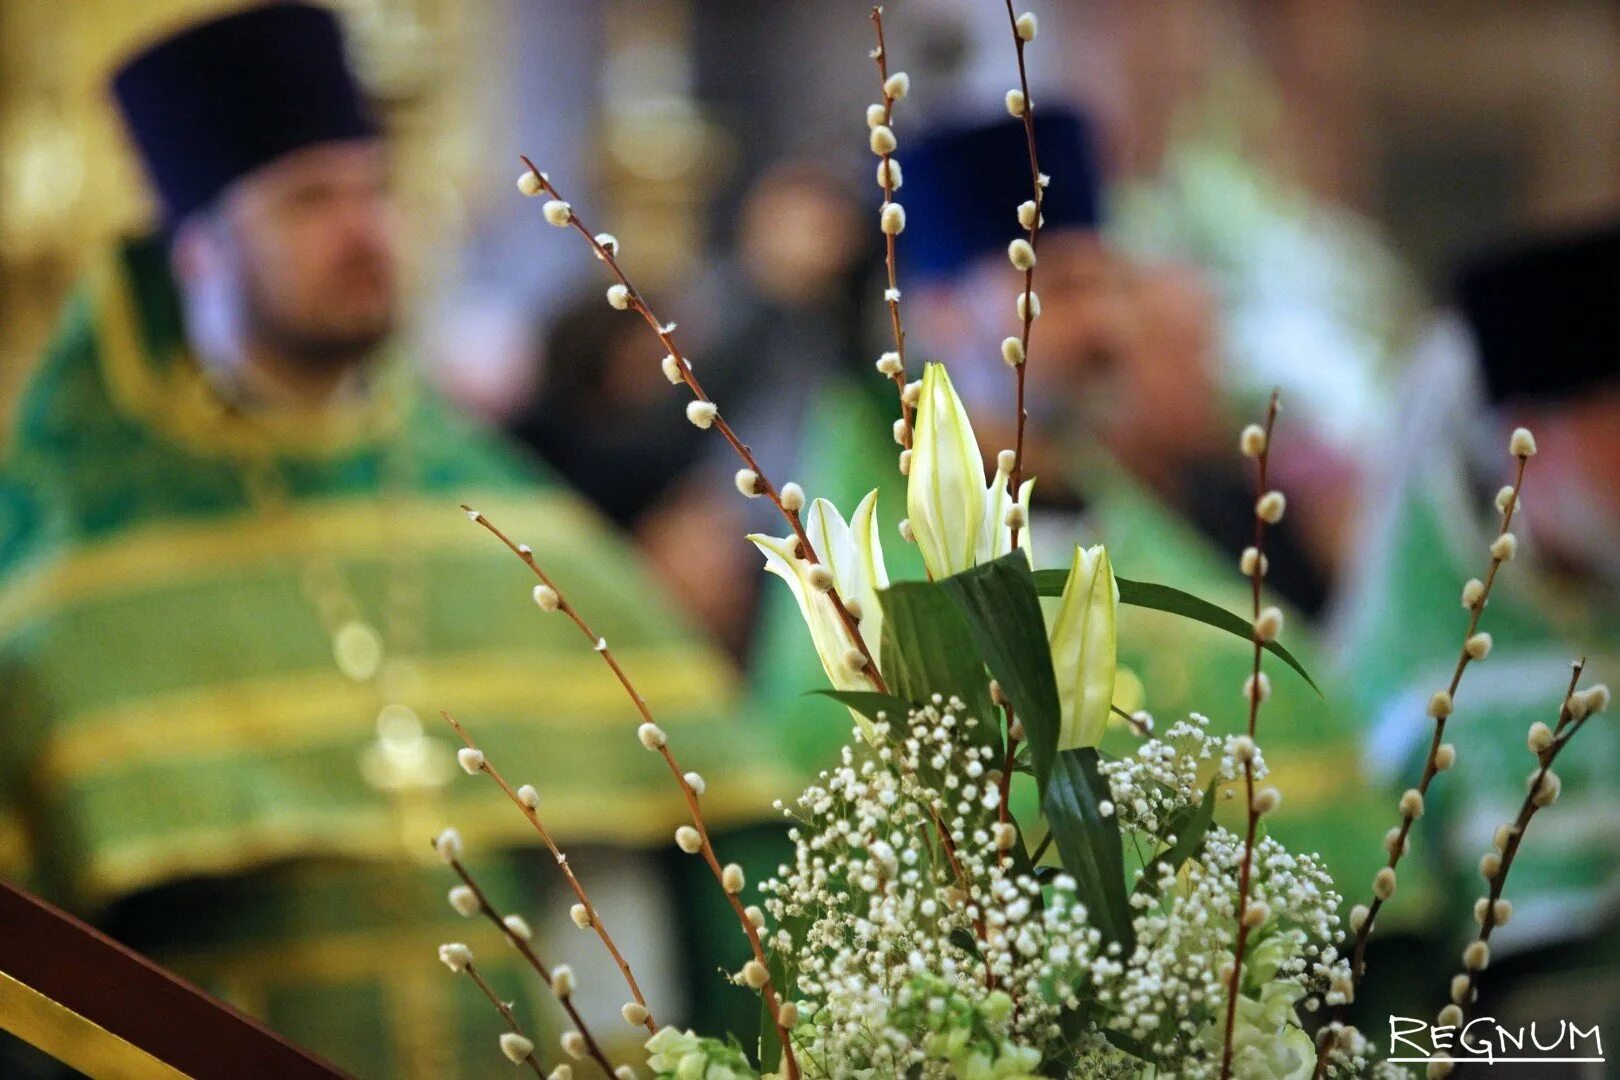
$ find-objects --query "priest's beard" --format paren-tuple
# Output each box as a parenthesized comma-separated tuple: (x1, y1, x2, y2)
(239, 250, 396, 376)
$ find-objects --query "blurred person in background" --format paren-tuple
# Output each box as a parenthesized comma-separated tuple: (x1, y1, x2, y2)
(1334, 221, 1620, 1036)
(747, 105, 1387, 902)
(0, 4, 787, 1075)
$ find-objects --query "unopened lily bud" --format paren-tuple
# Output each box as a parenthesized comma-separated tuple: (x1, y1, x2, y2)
(866, 103, 887, 128)
(1373, 867, 1397, 900)
(1254, 606, 1283, 642)
(500, 1032, 535, 1063)
(1008, 238, 1036, 270)
(1001, 336, 1026, 367)
(883, 71, 910, 100)
(1005, 88, 1027, 116)
(1480, 851, 1502, 881)
(1461, 578, 1486, 609)
(1527, 721, 1553, 754)
(637, 723, 667, 750)
(532, 583, 560, 612)
(434, 827, 463, 863)
(1239, 546, 1268, 577)
(880, 202, 906, 235)
(1509, 426, 1537, 457)
(1495, 485, 1520, 514)
(541, 200, 572, 227)
(569, 903, 591, 929)
(1252, 787, 1281, 814)
(517, 171, 544, 197)
(1465, 632, 1492, 660)
(675, 825, 702, 854)
(660, 353, 684, 384)
(807, 564, 835, 592)
(1255, 490, 1286, 523)
(1490, 532, 1517, 561)
(1427, 690, 1453, 719)
(779, 482, 806, 512)
(685, 400, 718, 429)
(1016, 290, 1041, 320)
(1400, 788, 1425, 819)
(742, 959, 769, 988)
(683, 771, 706, 796)
(869, 125, 897, 155)
(734, 468, 760, 498)
(876, 351, 903, 376)
(1463, 940, 1490, 971)
(1434, 743, 1457, 771)
(722, 863, 746, 894)
(551, 964, 575, 997)
(1238, 423, 1267, 457)
(438, 942, 473, 971)
(1242, 900, 1270, 929)
(606, 283, 631, 310)
(1528, 768, 1560, 807)
(503, 914, 533, 942)
(876, 158, 902, 191)
(457, 747, 485, 775)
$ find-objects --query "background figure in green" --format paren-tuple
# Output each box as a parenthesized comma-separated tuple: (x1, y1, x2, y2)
(1334, 222, 1620, 1034)
(0, 5, 785, 1075)
(747, 106, 1387, 919)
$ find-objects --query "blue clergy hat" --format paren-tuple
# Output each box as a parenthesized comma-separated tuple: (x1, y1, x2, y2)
(112, 2, 378, 224)
(901, 106, 1104, 283)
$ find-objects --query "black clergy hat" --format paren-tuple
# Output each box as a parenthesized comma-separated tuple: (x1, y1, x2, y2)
(1455, 222, 1620, 404)
(902, 106, 1104, 282)
(111, 2, 378, 224)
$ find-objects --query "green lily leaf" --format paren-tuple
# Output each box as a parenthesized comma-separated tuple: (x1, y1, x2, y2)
(1042, 748, 1133, 950)
(811, 689, 917, 726)
(938, 552, 1062, 795)
(756, 908, 808, 1069)
(877, 580, 998, 752)
(1134, 778, 1218, 897)
(1031, 570, 1320, 695)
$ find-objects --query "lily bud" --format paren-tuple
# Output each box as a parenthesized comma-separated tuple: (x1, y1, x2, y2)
(1049, 544, 1119, 749)
(907, 363, 985, 579)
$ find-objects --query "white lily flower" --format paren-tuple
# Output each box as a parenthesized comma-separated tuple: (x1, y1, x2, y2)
(1049, 544, 1119, 749)
(750, 491, 888, 714)
(910, 362, 1040, 580)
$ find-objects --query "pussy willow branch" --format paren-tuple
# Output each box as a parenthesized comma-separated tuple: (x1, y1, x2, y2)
(460, 961, 547, 1077)
(441, 707, 655, 1037)
(516, 158, 882, 691)
(1348, 451, 1530, 980)
(1453, 661, 1588, 1019)
(440, 849, 618, 1073)
(1001, 0, 1043, 551)
(1219, 388, 1280, 1080)
(462, 509, 801, 1080)
(869, 6, 915, 453)
(1313, 442, 1534, 1079)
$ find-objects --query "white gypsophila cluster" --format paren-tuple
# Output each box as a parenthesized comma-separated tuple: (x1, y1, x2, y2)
(760, 696, 1123, 1076)
(1091, 714, 1362, 1077)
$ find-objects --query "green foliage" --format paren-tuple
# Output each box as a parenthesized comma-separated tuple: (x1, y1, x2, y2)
(1042, 749, 1133, 951)
(1134, 779, 1218, 898)
(877, 580, 999, 753)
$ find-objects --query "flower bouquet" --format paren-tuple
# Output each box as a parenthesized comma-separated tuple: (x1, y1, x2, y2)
(425, 5, 1608, 1078)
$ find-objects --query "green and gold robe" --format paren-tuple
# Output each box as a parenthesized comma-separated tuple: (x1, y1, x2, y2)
(0, 237, 792, 1077)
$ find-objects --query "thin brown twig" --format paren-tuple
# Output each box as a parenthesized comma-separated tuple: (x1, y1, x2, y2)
(458, 509, 801, 1080)
(441, 709, 655, 1036)
(515, 159, 882, 690)
(460, 961, 547, 1077)
(869, 6, 915, 455)
(442, 852, 620, 1073)
(1219, 389, 1280, 1080)
(1001, 0, 1043, 551)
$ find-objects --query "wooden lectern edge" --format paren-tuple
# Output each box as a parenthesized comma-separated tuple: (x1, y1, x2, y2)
(0, 878, 349, 1079)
